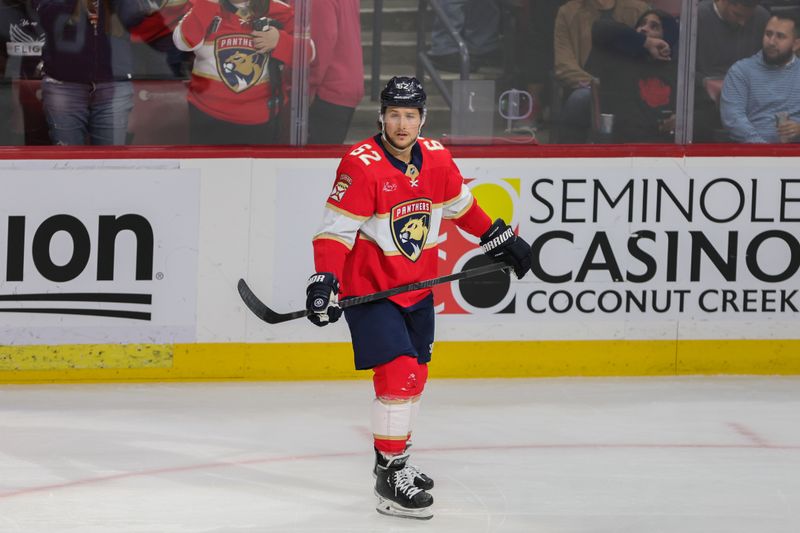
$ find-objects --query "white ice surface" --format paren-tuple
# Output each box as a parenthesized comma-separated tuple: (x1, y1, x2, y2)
(1, 377, 799, 532)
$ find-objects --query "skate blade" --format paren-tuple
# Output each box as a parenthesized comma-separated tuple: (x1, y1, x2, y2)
(374, 493, 433, 520)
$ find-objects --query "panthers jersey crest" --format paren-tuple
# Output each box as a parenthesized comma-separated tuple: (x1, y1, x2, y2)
(390, 199, 432, 262)
(215, 34, 267, 93)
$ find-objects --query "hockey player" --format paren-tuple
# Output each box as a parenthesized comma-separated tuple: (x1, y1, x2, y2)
(305, 76, 532, 519)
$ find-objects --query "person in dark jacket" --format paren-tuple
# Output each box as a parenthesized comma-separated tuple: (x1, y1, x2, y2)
(0, 0, 49, 145)
(693, 0, 770, 141)
(587, 9, 679, 142)
(33, 0, 145, 145)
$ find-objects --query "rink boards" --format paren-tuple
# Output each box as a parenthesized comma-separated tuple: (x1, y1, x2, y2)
(1, 146, 799, 382)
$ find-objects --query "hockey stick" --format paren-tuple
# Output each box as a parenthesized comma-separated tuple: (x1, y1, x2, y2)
(238, 261, 509, 324)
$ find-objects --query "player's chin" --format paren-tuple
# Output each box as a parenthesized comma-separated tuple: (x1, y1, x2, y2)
(392, 134, 417, 149)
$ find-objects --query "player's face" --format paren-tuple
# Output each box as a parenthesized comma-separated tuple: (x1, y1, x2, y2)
(383, 106, 423, 149)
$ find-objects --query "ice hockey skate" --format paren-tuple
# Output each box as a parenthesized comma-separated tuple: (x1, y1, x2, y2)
(373, 447, 434, 490)
(374, 453, 433, 520)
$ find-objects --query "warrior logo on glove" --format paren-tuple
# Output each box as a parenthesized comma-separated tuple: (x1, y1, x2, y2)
(480, 219, 533, 279)
(305, 272, 342, 327)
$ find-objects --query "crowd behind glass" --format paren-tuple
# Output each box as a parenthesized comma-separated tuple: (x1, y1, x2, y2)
(0, 0, 797, 146)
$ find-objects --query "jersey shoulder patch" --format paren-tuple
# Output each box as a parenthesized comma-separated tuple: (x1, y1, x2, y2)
(328, 172, 354, 203)
(328, 146, 374, 206)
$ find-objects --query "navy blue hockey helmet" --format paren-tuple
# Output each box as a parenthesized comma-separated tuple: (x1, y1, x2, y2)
(380, 76, 426, 110)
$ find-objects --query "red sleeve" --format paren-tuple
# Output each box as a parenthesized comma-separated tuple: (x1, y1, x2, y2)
(269, 0, 316, 66)
(131, 3, 191, 43)
(454, 202, 492, 238)
(312, 238, 349, 283)
(175, 0, 219, 48)
(308, 0, 336, 97)
(268, 2, 295, 64)
(311, 153, 376, 289)
(270, 29, 293, 64)
(325, 154, 377, 218)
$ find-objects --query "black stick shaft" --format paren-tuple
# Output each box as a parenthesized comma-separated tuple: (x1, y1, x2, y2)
(238, 261, 509, 324)
(339, 261, 506, 309)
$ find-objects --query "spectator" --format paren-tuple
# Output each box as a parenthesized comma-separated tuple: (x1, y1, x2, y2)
(130, 0, 192, 78)
(307, 0, 363, 145)
(173, 0, 298, 145)
(34, 0, 145, 145)
(524, 0, 567, 123)
(553, 0, 648, 142)
(0, 0, 48, 145)
(1, 1, 43, 81)
(694, 0, 770, 141)
(588, 9, 679, 142)
(697, 0, 771, 79)
(428, 0, 502, 73)
(720, 13, 800, 142)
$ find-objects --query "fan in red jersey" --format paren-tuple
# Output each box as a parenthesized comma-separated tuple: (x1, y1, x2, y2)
(173, 0, 307, 144)
(305, 76, 533, 520)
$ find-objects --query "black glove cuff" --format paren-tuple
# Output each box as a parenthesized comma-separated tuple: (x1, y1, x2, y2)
(306, 272, 339, 294)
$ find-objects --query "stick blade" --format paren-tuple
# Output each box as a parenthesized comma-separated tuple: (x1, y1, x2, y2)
(237, 279, 307, 324)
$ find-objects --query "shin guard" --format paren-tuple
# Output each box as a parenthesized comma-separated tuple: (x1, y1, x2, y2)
(372, 356, 425, 454)
(371, 397, 413, 454)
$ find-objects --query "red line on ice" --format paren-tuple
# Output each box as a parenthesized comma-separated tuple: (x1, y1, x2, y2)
(1, 441, 798, 499)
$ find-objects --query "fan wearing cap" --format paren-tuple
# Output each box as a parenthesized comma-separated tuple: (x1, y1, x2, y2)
(304, 76, 533, 520)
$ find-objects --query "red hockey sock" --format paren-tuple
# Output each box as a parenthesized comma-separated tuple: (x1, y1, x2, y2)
(372, 356, 426, 454)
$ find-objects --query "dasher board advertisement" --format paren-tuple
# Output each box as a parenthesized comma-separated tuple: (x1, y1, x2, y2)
(272, 156, 800, 342)
(0, 169, 200, 345)
(436, 157, 800, 320)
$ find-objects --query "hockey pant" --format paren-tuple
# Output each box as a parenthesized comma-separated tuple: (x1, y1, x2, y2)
(372, 355, 428, 455)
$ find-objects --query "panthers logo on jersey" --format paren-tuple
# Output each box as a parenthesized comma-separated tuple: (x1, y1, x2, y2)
(390, 199, 432, 262)
(215, 35, 267, 93)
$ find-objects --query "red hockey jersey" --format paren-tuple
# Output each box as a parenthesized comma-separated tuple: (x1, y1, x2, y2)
(312, 135, 493, 308)
(173, 0, 295, 125)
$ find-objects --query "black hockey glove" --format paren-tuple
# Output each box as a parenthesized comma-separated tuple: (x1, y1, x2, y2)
(305, 272, 342, 327)
(480, 219, 532, 280)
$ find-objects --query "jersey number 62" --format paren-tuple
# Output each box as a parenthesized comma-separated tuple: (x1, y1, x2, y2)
(350, 143, 382, 166)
